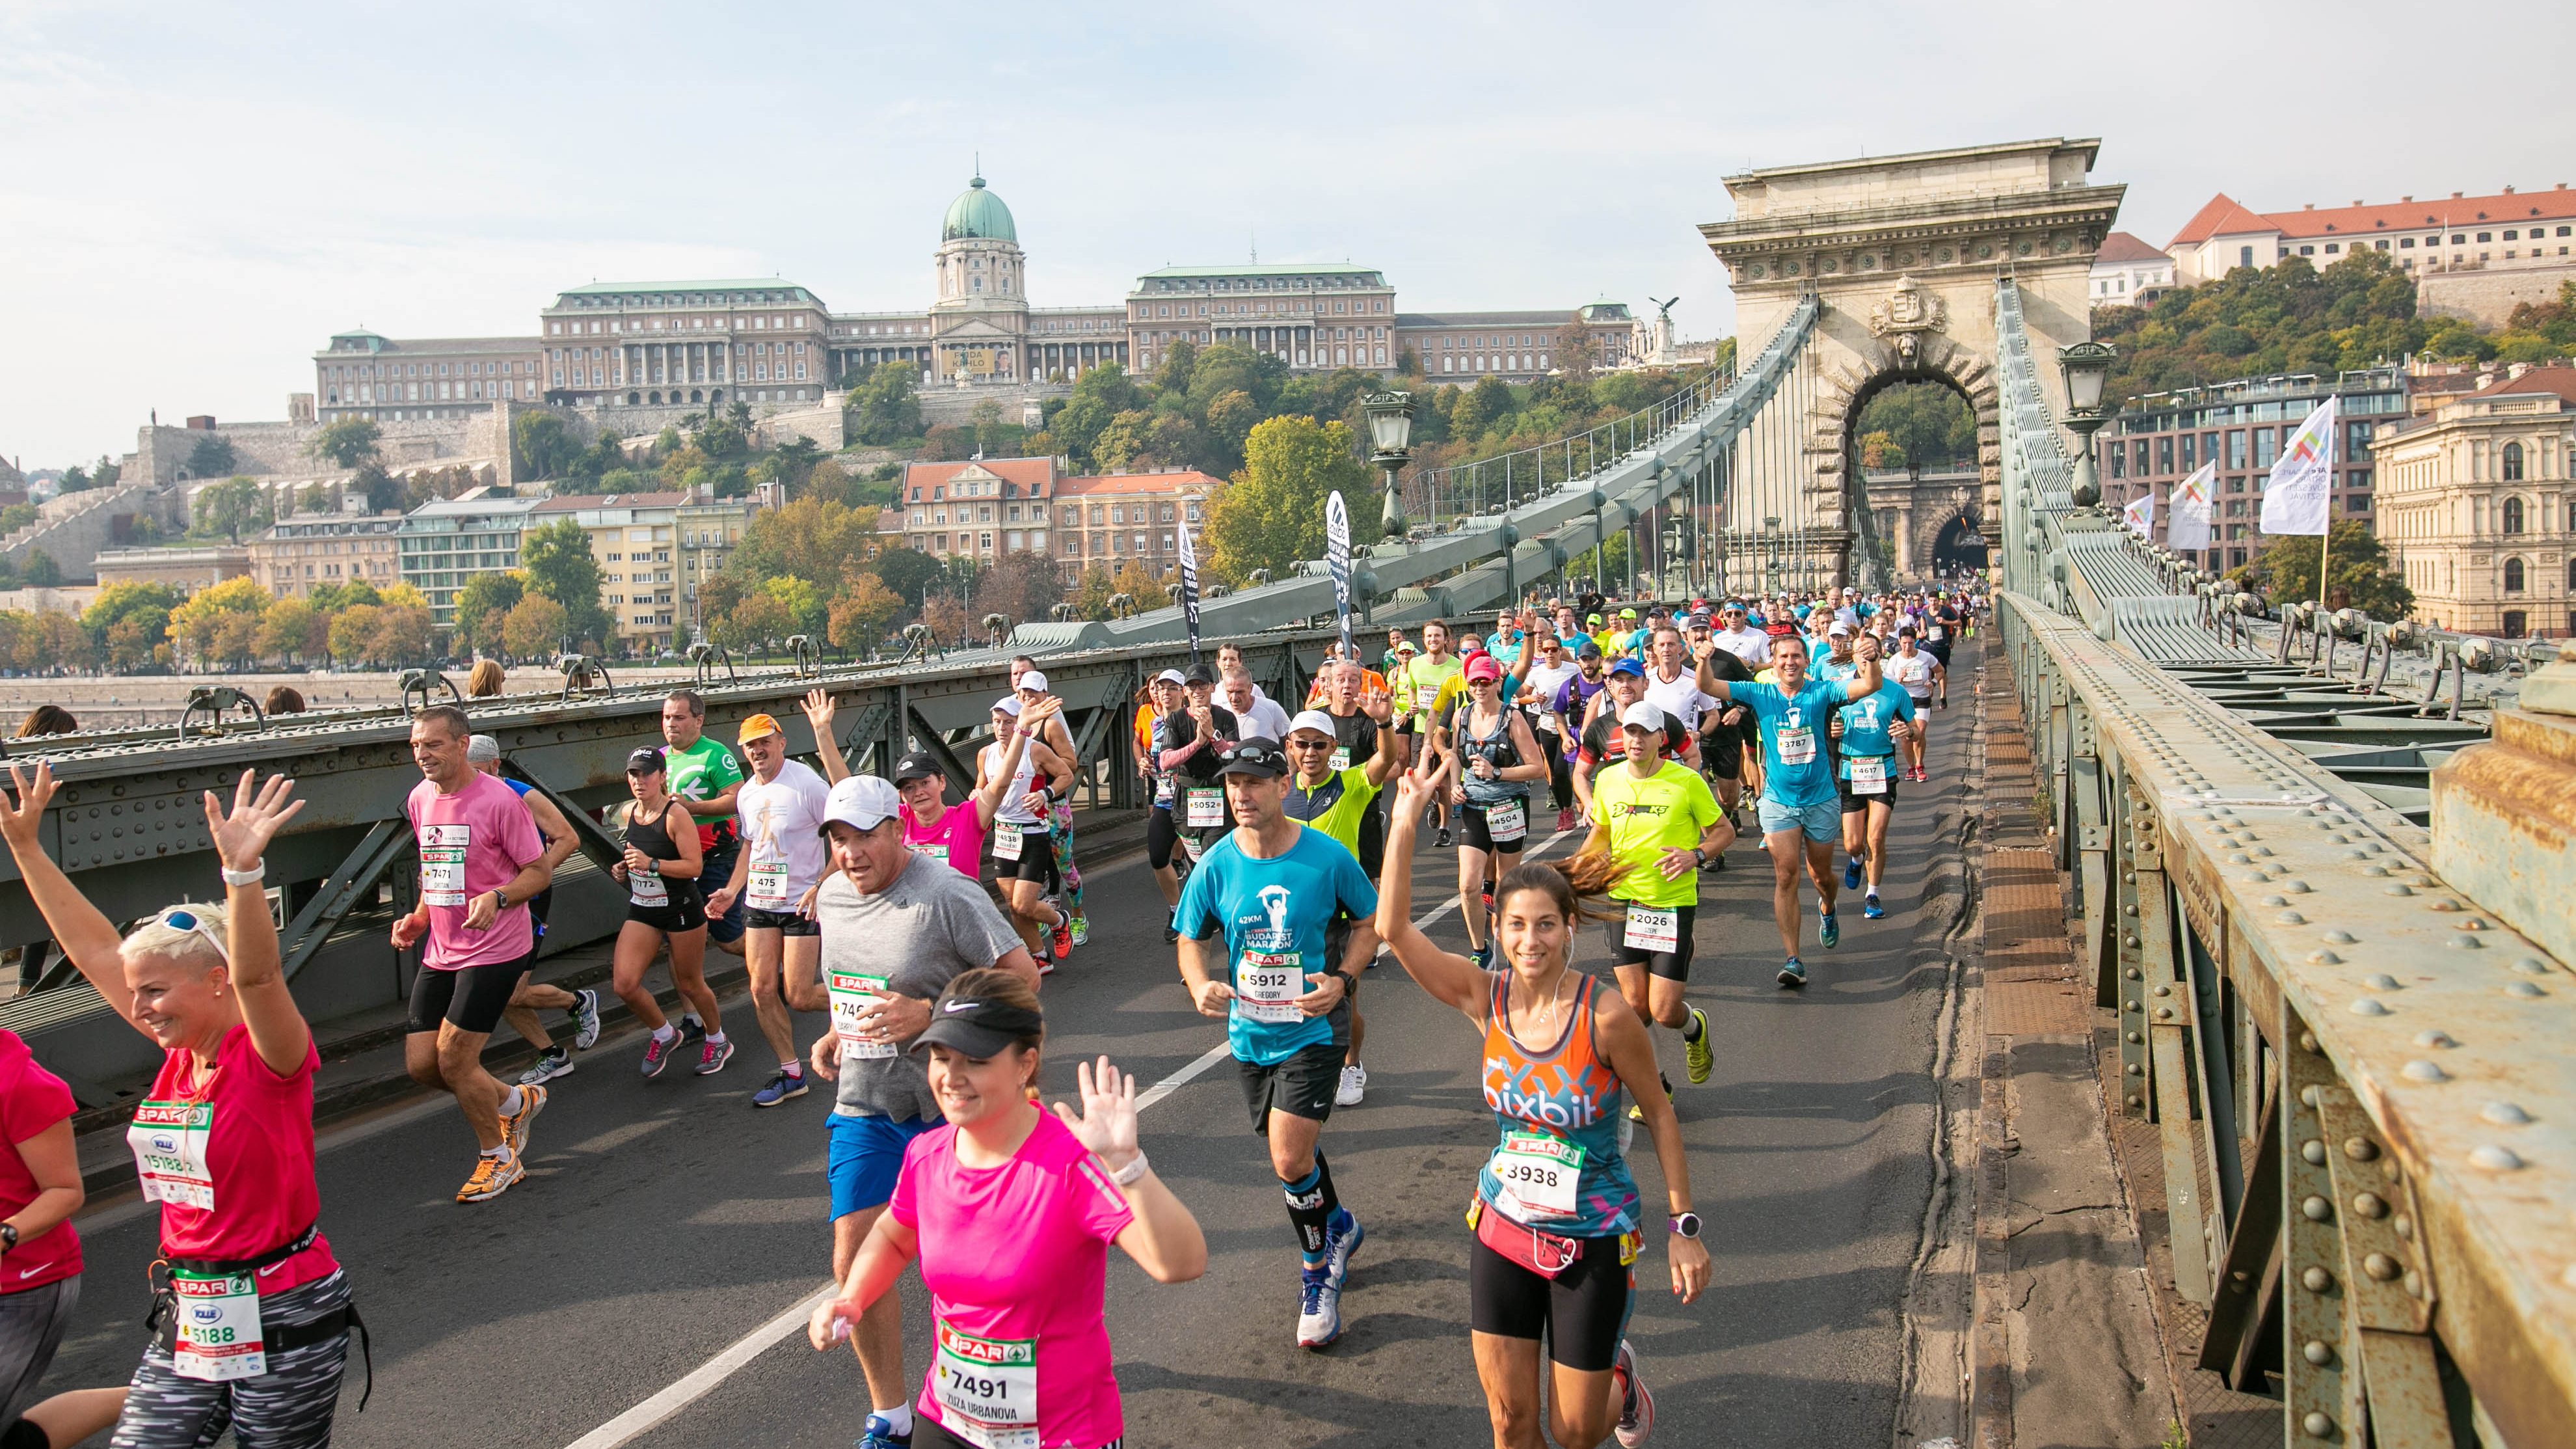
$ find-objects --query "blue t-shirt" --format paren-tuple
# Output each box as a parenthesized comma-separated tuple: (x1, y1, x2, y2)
(1836, 681, 1916, 778)
(500, 778, 535, 797)
(1815, 655, 1858, 684)
(1174, 825, 1379, 1066)
(1559, 629, 1592, 657)
(1733, 679, 1847, 808)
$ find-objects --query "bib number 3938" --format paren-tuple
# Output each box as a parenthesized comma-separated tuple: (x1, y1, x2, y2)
(1490, 1130, 1585, 1219)
(170, 1270, 266, 1381)
(1624, 905, 1679, 953)
(932, 1320, 1038, 1449)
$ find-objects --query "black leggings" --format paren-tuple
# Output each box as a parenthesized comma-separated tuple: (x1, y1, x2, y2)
(1469, 1230, 1632, 1372)
(1147, 806, 1180, 871)
(1546, 750, 1574, 810)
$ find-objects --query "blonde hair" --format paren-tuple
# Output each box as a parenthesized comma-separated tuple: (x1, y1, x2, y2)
(467, 659, 506, 697)
(122, 899, 231, 968)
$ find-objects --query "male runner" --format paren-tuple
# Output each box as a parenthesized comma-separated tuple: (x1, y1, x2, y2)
(1831, 634, 1916, 919)
(662, 690, 747, 968)
(1393, 620, 1465, 843)
(464, 735, 598, 1086)
(1713, 601, 1769, 669)
(1514, 629, 1581, 831)
(1158, 664, 1242, 863)
(1888, 627, 1943, 781)
(704, 712, 835, 1108)
(1282, 703, 1397, 1108)
(1221, 667, 1293, 742)
(1172, 737, 1378, 1349)
(1571, 658, 1687, 820)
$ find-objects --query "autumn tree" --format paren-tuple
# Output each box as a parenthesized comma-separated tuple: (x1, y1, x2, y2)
(451, 571, 526, 658)
(2227, 519, 2414, 619)
(255, 597, 325, 664)
(827, 573, 903, 655)
(168, 578, 273, 664)
(969, 550, 1064, 632)
(501, 594, 572, 660)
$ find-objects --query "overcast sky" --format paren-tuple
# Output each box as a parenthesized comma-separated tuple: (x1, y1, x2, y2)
(8, 0, 2569, 470)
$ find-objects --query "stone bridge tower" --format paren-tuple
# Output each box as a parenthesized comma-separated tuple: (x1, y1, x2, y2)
(1700, 138, 2123, 584)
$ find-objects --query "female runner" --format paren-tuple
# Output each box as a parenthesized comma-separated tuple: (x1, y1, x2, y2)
(606, 747, 729, 1078)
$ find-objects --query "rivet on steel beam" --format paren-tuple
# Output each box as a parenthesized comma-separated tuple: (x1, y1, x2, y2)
(2301, 1087, 2324, 1109)
(2363, 1251, 2400, 1280)
(2415, 1030, 2456, 1050)
(2156, 1007, 2175, 1020)
(2506, 981, 2545, 998)
(2362, 863, 2388, 875)
(2126, 1032, 2143, 1044)
(2365, 974, 2402, 991)
(2262, 895, 2289, 908)
(2393, 1214, 2412, 1240)
(2323, 930, 2357, 944)
(2449, 934, 2484, 950)
(2279, 912, 2306, 925)
(2123, 873, 2136, 886)
(2482, 1102, 2533, 1126)
(2309, 950, 2344, 966)
(2427, 899, 2460, 913)
(2353, 1191, 2387, 1219)
(2152, 984, 2171, 997)
(2342, 1137, 2379, 1161)
(2401, 1060, 2449, 1082)
(2302, 1266, 2334, 1292)
(2350, 999, 2391, 1017)
(2300, 1033, 2321, 1053)
(2283, 880, 2310, 893)
(2301, 1195, 2333, 1222)
(2512, 958, 2550, 975)
(2125, 1064, 2144, 1076)
(2127, 1094, 2143, 1109)
(2404, 1269, 2424, 1297)
(2462, 918, 2489, 931)
(2470, 1144, 2525, 1171)
(2126, 999, 2143, 1013)
(2302, 1339, 2333, 1366)
(2384, 884, 2414, 897)
(2301, 1141, 2327, 1165)
(2124, 934, 2141, 949)
(2228, 852, 2251, 864)
(2125, 968, 2142, 981)
(2302, 1412, 2337, 1440)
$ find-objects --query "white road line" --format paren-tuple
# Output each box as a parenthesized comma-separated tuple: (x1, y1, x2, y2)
(557, 819, 1579, 1449)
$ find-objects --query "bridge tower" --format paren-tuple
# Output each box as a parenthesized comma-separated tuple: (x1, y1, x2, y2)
(1700, 138, 2124, 588)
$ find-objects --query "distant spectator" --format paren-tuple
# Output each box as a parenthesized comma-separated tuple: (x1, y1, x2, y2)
(468, 659, 506, 698)
(265, 685, 308, 715)
(14, 705, 76, 738)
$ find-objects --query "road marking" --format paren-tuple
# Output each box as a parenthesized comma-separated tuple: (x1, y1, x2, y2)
(556, 820, 1578, 1449)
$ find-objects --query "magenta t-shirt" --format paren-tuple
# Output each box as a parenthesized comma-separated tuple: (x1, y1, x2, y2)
(902, 800, 986, 882)
(138, 1025, 338, 1293)
(0, 1028, 81, 1291)
(405, 772, 544, 969)
(890, 1113, 1135, 1448)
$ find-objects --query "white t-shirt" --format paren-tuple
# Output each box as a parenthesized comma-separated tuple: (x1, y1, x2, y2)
(735, 758, 835, 907)
(1228, 694, 1293, 742)
(1714, 626, 1771, 668)
(1519, 658, 1579, 733)
(1643, 668, 1721, 733)
(1890, 651, 1936, 699)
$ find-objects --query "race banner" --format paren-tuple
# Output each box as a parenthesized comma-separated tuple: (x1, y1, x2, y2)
(1175, 518, 1203, 663)
(2259, 397, 2335, 537)
(2167, 461, 2215, 552)
(2121, 487, 2154, 539)
(1325, 490, 1355, 658)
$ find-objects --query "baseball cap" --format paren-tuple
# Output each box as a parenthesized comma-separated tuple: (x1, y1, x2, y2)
(820, 774, 903, 833)
(1620, 700, 1667, 731)
(991, 695, 1023, 717)
(1464, 654, 1502, 683)
(910, 985, 1047, 1061)
(1183, 662, 1216, 686)
(1154, 668, 1187, 686)
(1607, 658, 1645, 679)
(624, 746, 664, 774)
(892, 751, 943, 783)
(1287, 709, 1338, 740)
(1586, 614, 1603, 626)
(738, 712, 782, 744)
(1016, 670, 1049, 694)
(1577, 642, 1603, 661)
(1215, 737, 1289, 778)
(1620, 607, 1639, 620)
(467, 734, 501, 763)
(1395, 640, 1418, 655)
(1828, 621, 1852, 638)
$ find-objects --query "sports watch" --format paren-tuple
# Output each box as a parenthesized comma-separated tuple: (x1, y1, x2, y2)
(1668, 1212, 1702, 1240)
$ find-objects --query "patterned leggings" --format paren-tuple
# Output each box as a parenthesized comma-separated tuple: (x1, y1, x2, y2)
(1049, 803, 1084, 928)
(112, 1272, 351, 1449)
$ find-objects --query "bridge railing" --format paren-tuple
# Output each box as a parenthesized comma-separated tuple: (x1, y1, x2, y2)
(1993, 587, 2576, 1448)
(1403, 364, 1737, 532)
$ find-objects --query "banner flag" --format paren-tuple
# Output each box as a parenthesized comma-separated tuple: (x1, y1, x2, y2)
(1324, 491, 1354, 658)
(1175, 519, 1202, 663)
(2122, 487, 2154, 538)
(2258, 397, 2335, 537)
(2167, 461, 2215, 552)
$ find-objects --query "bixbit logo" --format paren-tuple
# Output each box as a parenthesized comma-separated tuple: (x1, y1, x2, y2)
(1257, 885, 1291, 935)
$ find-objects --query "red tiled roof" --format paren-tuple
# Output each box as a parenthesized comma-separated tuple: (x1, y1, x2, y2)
(1055, 470, 1223, 497)
(2094, 231, 2169, 265)
(2268, 187, 2576, 241)
(902, 456, 1056, 492)
(2167, 194, 2278, 247)
(2471, 366, 2576, 406)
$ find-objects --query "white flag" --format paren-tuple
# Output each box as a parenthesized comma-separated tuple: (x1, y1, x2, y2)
(2121, 487, 2154, 539)
(2258, 397, 2335, 537)
(2167, 461, 2215, 552)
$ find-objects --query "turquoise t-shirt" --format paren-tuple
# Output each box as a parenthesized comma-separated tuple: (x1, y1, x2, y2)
(1174, 827, 1378, 1066)
(1836, 681, 1916, 778)
(1734, 679, 1845, 808)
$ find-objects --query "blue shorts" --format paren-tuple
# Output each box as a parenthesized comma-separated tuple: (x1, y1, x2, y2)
(827, 1111, 934, 1220)
(1757, 795, 1842, 843)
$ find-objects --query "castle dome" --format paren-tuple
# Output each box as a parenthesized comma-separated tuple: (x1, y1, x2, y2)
(941, 176, 1018, 244)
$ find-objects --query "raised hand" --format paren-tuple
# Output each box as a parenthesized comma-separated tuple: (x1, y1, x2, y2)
(204, 768, 306, 874)
(0, 762, 59, 856)
(801, 688, 836, 735)
(1051, 1056, 1142, 1169)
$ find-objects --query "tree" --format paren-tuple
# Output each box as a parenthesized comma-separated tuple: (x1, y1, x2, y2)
(254, 597, 325, 664)
(211, 611, 259, 669)
(193, 476, 271, 544)
(847, 361, 924, 444)
(167, 577, 273, 662)
(1856, 381, 1976, 476)
(1089, 410, 1156, 473)
(868, 546, 945, 609)
(369, 606, 436, 667)
(827, 573, 903, 654)
(762, 575, 827, 641)
(919, 423, 975, 461)
(918, 592, 971, 647)
(355, 463, 403, 514)
(185, 434, 237, 480)
(84, 582, 183, 658)
(21, 550, 60, 588)
(328, 604, 382, 666)
(512, 412, 582, 480)
(1108, 560, 1170, 610)
(517, 518, 610, 648)
(719, 589, 791, 653)
(308, 417, 383, 470)
(501, 594, 571, 660)
(451, 571, 526, 657)
(1205, 414, 1369, 575)
(1553, 313, 1596, 383)
(307, 578, 381, 612)
(727, 498, 882, 593)
(969, 550, 1064, 632)
(2227, 519, 2414, 619)
(379, 580, 431, 610)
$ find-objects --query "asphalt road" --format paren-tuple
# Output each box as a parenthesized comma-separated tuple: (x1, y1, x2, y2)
(44, 668, 1975, 1448)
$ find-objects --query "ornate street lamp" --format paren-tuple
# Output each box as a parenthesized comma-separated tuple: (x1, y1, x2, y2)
(2056, 340, 2117, 510)
(1362, 391, 1415, 539)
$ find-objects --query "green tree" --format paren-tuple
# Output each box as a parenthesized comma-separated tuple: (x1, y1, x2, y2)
(919, 423, 975, 461)
(306, 578, 381, 612)
(451, 571, 526, 657)
(1068, 565, 1119, 621)
(846, 362, 924, 444)
(517, 518, 611, 648)
(1855, 381, 1976, 475)
(512, 412, 582, 480)
(2227, 519, 2413, 619)
(868, 546, 945, 609)
(1089, 410, 1155, 472)
(1206, 414, 1371, 575)
(185, 434, 237, 480)
(307, 417, 382, 470)
(763, 575, 827, 640)
(501, 593, 571, 660)
(167, 577, 272, 660)
(193, 476, 271, 544)
(20, 550, 59, 588)
(727, 498, 881, 594)
(355, 463, 402, 514)
(83, 582, 183, 664)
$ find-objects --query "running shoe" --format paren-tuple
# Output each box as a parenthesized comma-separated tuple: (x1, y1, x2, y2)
(1683, 1007, 1714, 1086)
(455, 1150, 523, 1204)
(1472, 941, 1492, 971)
(752, 1069, 809, 1107)
(1335, 1063, 1367, 1107)
(1051, 908, 1074, 963)
(1070, 914, 1090, 947)
(1627, 1075, 1675, 1121)
(1819, 910, 1841, 950)
(1864, 893, 1886, 920)
(500, 1083, 546, 1157)
(1557, 806, 1577, 832)
(1162, 921, 1180, 944)
(1778, 956, 1808, 989)
(857, 1413, 913, 1449)
(1322, 1207, 1365, 1291)
(1613, 1338, 1656, 1447)
(1435, 827, 1454, 848)
(517, 1047, 574, 1086)
(1700, 850, 1726, 873)
(1296, 1266, 1343, 1349)
(695, 1036, 735, 1076)
(678, 1014, 707, 1044)
(640, 1029, 682, 1077)
(1842, 856, 1863, 891)
(569, 988, 602, 1050)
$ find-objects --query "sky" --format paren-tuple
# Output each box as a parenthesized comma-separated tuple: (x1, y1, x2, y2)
(7, 0, 2571, 470)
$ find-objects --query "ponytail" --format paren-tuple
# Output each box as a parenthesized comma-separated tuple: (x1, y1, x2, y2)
(1494, 856, 1626, 928)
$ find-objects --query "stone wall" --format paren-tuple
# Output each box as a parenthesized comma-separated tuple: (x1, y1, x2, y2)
(0, 480, 169, 580)
(915, 379, 1069, 425)
(2419, 262, 2576, 329)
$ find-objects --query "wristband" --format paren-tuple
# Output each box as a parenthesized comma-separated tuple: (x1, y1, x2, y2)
(1110, 1151, 1151, 1187)
(220, 861, 267, 887)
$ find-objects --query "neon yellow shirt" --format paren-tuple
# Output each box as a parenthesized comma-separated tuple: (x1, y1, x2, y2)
(1589, 759, 1723, 908)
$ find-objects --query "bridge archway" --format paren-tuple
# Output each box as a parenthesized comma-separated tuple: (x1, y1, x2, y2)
(1931, 512, 1989, 575)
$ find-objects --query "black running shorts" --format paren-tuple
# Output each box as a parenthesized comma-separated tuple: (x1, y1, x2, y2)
(407, 953, 531, 1035)
(1469, 1222, 1633, 1372)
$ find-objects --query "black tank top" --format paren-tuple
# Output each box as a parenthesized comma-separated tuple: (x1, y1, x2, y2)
(624, 798, 703, 908)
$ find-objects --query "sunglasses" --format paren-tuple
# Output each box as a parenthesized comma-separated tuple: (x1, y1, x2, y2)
(1222, 743, 1284, 767)
(156, 907, 232, 964)
(1287, 737, 1335, 752)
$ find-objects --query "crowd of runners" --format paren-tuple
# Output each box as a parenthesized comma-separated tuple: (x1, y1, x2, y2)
(0, 580, 1980, 1449)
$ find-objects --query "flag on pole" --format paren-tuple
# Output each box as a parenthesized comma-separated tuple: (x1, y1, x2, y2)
(2122, 487, 2154, 538)
(2258, 397, 2335, 536)
(1175, 518, 1203, 663)
(2167, 461, 2215, 552)
(1324, 491, 1355, 658)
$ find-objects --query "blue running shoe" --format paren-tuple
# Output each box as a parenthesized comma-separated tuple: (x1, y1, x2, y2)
(1322, 1208, 1365, 1291)
(752, 1069, 809, 1107)
(1777, 957, 1808, 989)
(1864, 893, 1885, 920)
(1819, 910, 1841, 950)
(857, 1412, 912, 1449)
(1842, 856, 1863, 891)
(1296, 1265, 1343, 1349)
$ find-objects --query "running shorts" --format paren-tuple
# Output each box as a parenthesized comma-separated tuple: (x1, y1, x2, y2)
(742, 907, 818, 937)
(914, 1416, 1120, 1449)
(1838, 777, 1900, 813)
(1146, 805, 1181, 871)
(0, 1275, 77, 1428)
(1460, 799, 1531, 854)
(1757, 796, 1843, 843)
(1468, 1223, 1634, 1372)
(1611, 902, 1697, 982)
(993, 824, 1059, 889)
(1237, 1040, 1345, 1131)
(827, 1113, 935, 1220)
(626, 897, 708, 935)
(1698, 726, 1743, 779)
(407, 954, 530, 1035)
(701, 840, 746, 945)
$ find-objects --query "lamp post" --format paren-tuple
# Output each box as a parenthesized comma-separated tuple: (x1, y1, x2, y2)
(2056, 340, 2117, 511)
(1362, 391, 1415, 539)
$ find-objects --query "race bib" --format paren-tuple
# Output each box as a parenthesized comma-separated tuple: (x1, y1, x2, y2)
(419, 822, 470, 906)
(1777, 725, 1817, 767)
(992, 828, 1023, 863)
(1184, 787, 1226, 829)
(1849, 756, 1889, 795)
(748, 859, 790, 910)
(1624, 905, 1679, 953)
(1328, 746, 1351, 771)
(628, 866, 668, 909)
(1236, 932, 1304, 1025)
(931, 1319, 1039, 1449)
(1484, 799, 1526, 842)
(909, 841, 950, 869)
(170, 1269, 265, 1381)
(1490, 1130, 1585, 1220)
(128, 1098, 215, 1210)
(828, 969, 898, 1059)
(1414, 685, 1438, 713)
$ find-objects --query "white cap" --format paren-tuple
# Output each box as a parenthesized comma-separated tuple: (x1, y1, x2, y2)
(1287, 709, 1339, 740)
(1619, 700, 1667, 731)
(1017, 669, 1049, 693)
(1828, 621, 1852, 637)
(991, 695, 1023, 716)
(820, 775, 903, 833)
(1154, 668, 1187, 685)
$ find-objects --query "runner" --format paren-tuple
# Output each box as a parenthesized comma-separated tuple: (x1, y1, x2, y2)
(1569, 660, 1686, 824)
(1516, 630, 1582, 832)
(704, 713, 835, 1109)
(1282, 699, 1398, 1108)
(1220, 667, 1293, 742)
(1009, 659, 1090, 951)
(807, 774, 1044, 1449)
(807, 975, 1205, 1449)
(982, 694, 1076, 969)
(662, 689, 747, 966)
(464, 736, 600, 1089)
(1155, 664, 1241, 880)
(1393, 620, 1465, 841)
(1314, 659, 1393, 882)
(1552, 605, 1591, 659)
(1640, 626, 1721, 772)
(1375, 777, 1710, 1449)
(393, 705, 555, 1202)
(1832, 634, 1916, 921)
(1888, 628, 1943, 782)
(1697, 633, 1892, 988)
(1132, 670, 1192, 932)
(0, 1022, 126, 1449)
(605, 748, 730, 1080)
(1170, 737, 1378, 1349)
(1684, 640, 1759, 860)
(1378, 627, 1410, 681)
(0, 765, 360, 1448)
(1432, 653, 1548, 968)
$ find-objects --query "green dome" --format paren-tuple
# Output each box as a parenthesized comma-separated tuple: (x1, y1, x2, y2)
(941, 176, 1017, 244)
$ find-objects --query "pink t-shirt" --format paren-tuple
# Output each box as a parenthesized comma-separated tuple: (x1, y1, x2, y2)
(0, 1028, 81, 1292)
(902, 800, 986, 882)
(890, 1113, 1135, 1449)
(137, 1025, 338, 1293)
(405, 772, 545, 969)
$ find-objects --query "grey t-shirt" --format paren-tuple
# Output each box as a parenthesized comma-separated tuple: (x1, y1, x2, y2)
(816, 854, 1024, 1122)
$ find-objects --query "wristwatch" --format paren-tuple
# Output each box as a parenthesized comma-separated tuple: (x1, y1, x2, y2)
(1, 1223, 18, 1251)
(1668, 1212, 1702, 1240)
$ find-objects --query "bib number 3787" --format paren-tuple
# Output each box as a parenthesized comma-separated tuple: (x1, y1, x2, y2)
(932, 1320, 1039, 1449)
